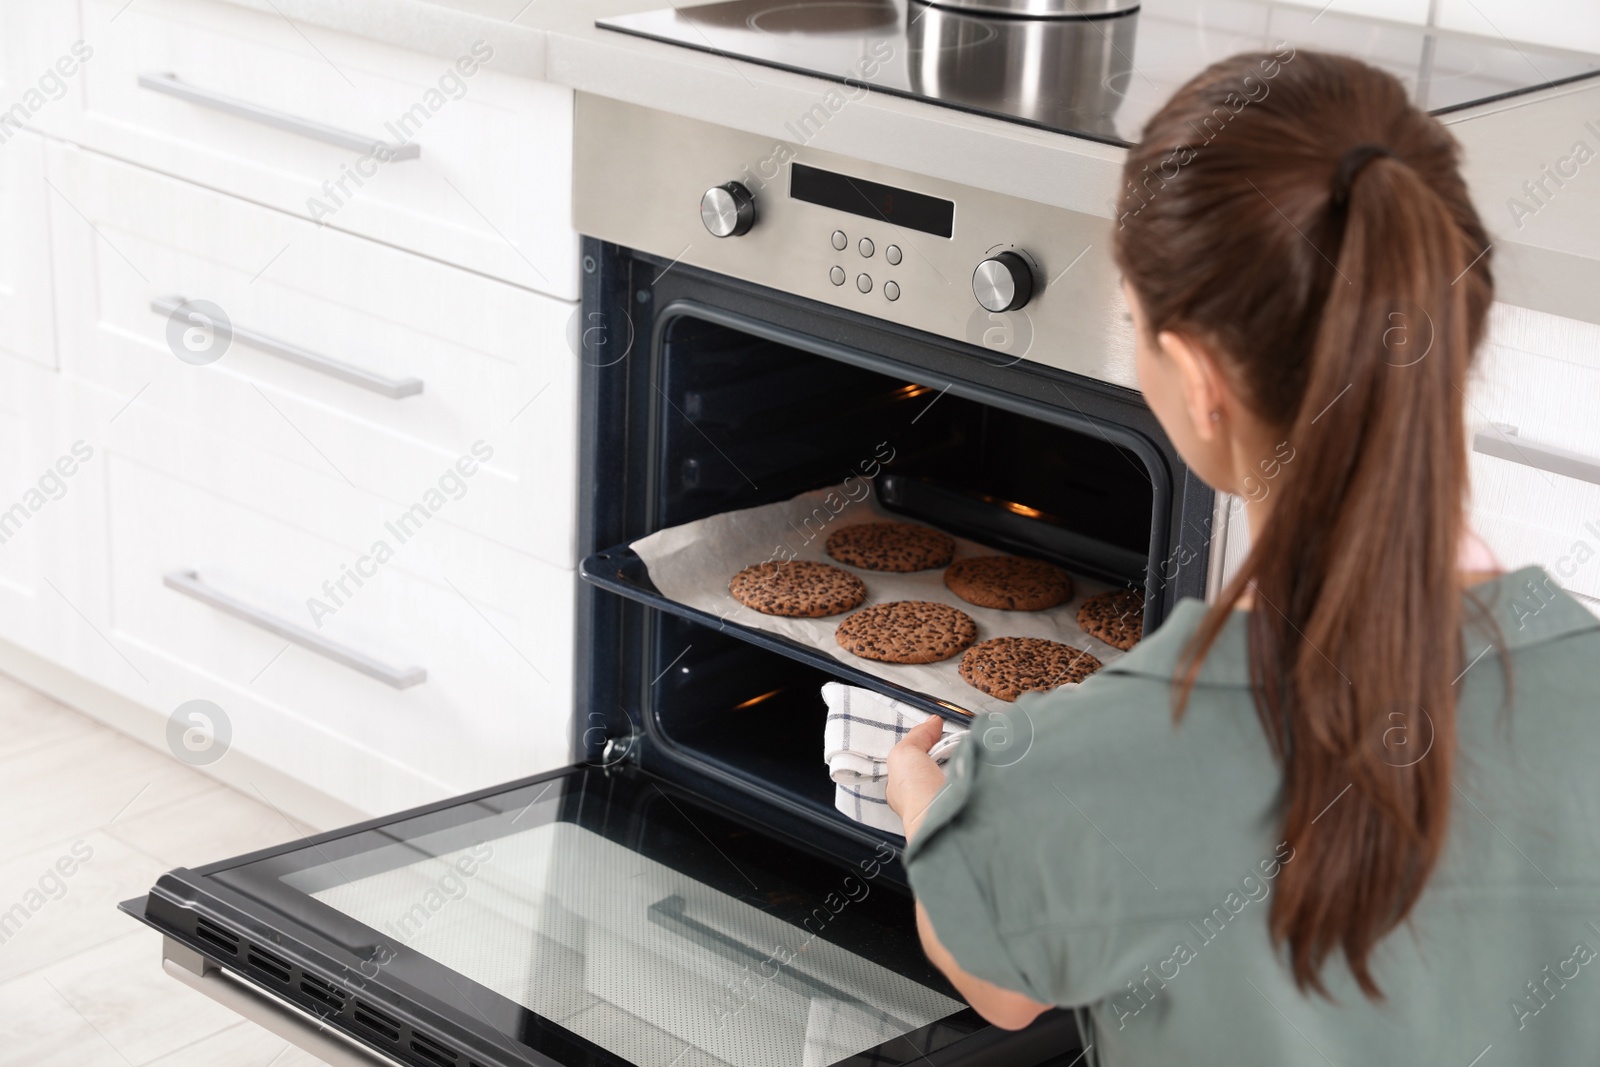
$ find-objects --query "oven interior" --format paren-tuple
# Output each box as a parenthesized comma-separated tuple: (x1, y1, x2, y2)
(634, 311, 1161, 829)
(653, 315, 1155, 556)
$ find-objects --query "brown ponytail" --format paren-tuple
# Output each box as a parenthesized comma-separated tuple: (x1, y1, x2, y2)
(1112, 51, 1494, 998)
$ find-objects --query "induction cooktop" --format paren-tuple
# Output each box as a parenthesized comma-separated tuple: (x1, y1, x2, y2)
(598, 0, 1600, 147)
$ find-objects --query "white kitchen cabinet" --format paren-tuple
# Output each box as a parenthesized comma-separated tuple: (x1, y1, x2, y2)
(35, 130, 583, 813)
(1204, 301, 1600, 613)
(1467, 303, 1600, 607)
(0, 130, 109, 679)
(47, 140, 580, 570)
(0, 363, 84, 665)
(0, 0, 77, 134)
(96, 408, 576, 815)
(50, 0, 577, 299)
(0, 130, 56, 370)
(8, 0, 587, 820)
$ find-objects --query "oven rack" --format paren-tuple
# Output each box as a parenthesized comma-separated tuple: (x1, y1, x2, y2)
(579, 544, 976, 724)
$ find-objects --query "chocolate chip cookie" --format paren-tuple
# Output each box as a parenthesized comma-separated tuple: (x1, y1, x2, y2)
(1077, 588, 1145, 650)
(959, 637, 1103, 702)
(728, 560, 867, 618)
(943, 556, 1075, 611)
(834, 600, 978, 664)
(825, 522, 956, 573)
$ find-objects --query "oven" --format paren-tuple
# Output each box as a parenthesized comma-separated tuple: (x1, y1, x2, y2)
(122, 94, 1217, 1067)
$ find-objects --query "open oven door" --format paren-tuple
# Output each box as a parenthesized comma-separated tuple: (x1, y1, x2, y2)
(121, 762, 1083, 1067)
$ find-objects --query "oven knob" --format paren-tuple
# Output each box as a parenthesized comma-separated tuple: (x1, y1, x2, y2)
(972, 252, 1034, 313)
(700, 182, 756, 238)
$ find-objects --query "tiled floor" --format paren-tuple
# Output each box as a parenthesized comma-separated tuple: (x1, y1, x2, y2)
(0, 672, 327, 1066)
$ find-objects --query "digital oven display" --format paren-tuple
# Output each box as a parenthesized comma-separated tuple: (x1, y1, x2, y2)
(789, 162, 955, 238)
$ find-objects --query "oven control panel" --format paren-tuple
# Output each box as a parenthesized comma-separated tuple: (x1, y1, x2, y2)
(703, 182, 1039, 317)
(576, 93, 1136, 389)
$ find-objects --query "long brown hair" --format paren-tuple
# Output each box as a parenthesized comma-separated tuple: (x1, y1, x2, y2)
(1112, 50, 1494, 997)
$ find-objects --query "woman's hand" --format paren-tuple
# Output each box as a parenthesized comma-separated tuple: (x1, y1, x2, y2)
(886, 715, 947, 841)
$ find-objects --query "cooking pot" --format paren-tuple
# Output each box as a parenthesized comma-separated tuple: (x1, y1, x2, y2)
(919, 0, 1139, 17)
(907, 1, 1137, 140)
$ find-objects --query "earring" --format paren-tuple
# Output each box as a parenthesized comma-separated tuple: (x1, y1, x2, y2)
(1210, 410, 1222, 422)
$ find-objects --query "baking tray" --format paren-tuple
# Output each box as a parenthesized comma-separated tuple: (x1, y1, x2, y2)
(580, 488, 1134, 721)
(581, 546, 973, 723)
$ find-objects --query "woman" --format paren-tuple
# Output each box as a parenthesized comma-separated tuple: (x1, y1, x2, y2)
(887, 50, 1600, 1065)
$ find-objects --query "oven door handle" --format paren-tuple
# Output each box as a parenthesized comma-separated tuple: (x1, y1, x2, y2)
(163, 939, 404, 1067)
(138, 72, 421, 160)
(646, 894, 914, 1031)
(164, 570, 426, 689)
(1474, 424, 1600, 487)
(151, 296, 425, 399)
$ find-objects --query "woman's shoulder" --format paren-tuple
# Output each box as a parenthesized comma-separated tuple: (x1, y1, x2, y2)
(907, 599, 1273, 861)
(1009, 596, 1259, 757)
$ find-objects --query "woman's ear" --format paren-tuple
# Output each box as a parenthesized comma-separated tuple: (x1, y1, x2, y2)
(1156, 329, 1228, 443)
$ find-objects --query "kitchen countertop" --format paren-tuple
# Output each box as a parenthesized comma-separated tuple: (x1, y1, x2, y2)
(207, 0, 1600, 324)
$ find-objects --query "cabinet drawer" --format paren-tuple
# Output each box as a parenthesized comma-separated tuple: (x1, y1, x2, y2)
(66, 0, 575, 297)
(48, 141, 579, 568)
(1467, 304, 1600, 601)
(107, 446, 575, 815)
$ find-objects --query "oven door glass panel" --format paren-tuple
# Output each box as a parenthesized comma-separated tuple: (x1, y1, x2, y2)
(299, 826, 957, 1066)
(137, 767, 982, 1067)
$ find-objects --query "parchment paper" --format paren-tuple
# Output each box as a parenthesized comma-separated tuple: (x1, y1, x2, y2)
(629, 487, 1129, 717)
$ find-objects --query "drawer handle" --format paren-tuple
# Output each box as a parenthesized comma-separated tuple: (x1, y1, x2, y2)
(152, 296, 424, 399)
(1473, 424, 1600, 488)
(164, 570, 426, 689)
(137, 72, 421, 161)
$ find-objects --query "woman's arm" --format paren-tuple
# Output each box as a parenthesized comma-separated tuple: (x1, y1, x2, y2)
(887, 717, 1054, 1031)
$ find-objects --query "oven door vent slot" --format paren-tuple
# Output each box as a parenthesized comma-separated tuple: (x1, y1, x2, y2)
(193, 917, 239, 956)
(409, 1031, 459, 1065)
(299, 971, 346, 1011)
(352, 1001, 402, 1042)
(245, 945, 292, 984)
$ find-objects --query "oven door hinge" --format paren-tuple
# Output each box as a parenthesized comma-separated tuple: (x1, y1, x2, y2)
(598, 729, 640, 770)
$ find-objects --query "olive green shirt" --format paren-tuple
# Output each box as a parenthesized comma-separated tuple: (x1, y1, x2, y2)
(906, 566, 1600, 1066)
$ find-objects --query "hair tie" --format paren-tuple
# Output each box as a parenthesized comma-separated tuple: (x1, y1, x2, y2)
(1330, 144, 1395, 209)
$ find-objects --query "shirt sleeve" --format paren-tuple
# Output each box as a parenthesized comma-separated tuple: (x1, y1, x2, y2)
(902, 731, 1048, 1001)
(903, 681, 1196, 1009)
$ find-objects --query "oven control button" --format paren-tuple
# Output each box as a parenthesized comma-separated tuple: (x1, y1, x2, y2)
(831, 230, 848, 250)
(859, 237, 874, 258)
(857, 273, 872, 293)
(700, 182, 756, 238)
(885, 244, 902, 265)
(972, 251, 1034, 312)
(830, 266, 846, 286)
(884, 280, 900, 301)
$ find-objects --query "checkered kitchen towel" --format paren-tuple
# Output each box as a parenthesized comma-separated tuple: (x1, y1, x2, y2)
(821, 682, 969, 836)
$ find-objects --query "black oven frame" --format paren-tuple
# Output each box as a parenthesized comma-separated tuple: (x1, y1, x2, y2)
(573, 237, 1215, 862)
